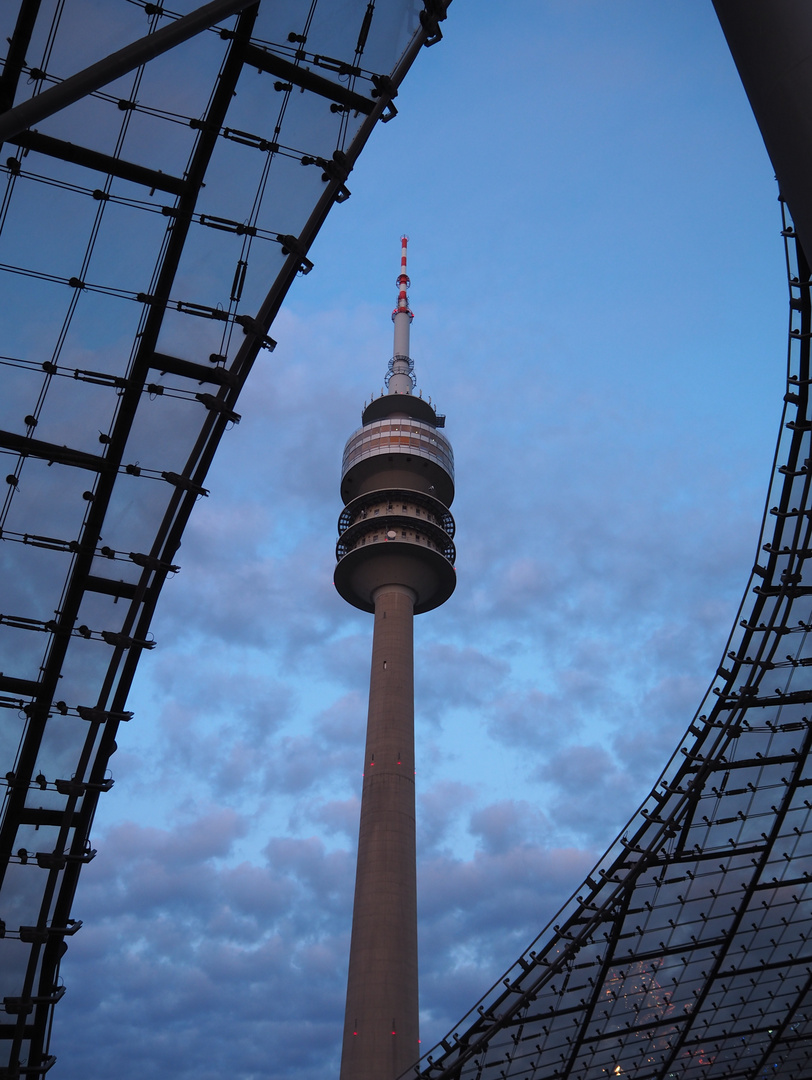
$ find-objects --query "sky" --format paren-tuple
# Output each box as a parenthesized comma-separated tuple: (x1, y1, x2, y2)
(7, 2, 793, 1077)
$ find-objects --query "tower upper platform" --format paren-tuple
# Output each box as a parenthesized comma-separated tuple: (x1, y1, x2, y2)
(335, 239, 456, 614)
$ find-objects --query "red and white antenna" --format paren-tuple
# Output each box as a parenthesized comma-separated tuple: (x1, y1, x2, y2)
(388, 235, 415, 395)
(394, 234, 413, 319)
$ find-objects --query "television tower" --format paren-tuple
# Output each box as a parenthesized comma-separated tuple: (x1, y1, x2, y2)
(336, 238, 456, 1080)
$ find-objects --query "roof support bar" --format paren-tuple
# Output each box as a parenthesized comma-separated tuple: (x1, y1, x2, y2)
(0, 430, 108, 472)
(9, 131, 189, 196)
(242, 44, 374, 114)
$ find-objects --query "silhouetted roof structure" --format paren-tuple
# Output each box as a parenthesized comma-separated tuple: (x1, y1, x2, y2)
(0, 2, 447, 1074)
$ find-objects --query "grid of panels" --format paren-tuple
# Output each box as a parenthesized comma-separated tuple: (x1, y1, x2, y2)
(0, 2, 446, 1075)
(412, 213, 812, 1080)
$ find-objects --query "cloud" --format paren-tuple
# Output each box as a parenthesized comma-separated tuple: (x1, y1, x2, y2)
(418, 780, 477, 853)
(468, 799, 550, 856)
(54, 795, 603, 1080)
(56, 815, 353, 1079)
(302, 796, 361, 842)
(534, 744, 638, 846)
(417, 836, 598, 1044)
(415, 644, 510, 715)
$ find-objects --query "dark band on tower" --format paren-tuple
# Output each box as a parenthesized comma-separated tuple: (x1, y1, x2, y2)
(336, 238, 456, 1080)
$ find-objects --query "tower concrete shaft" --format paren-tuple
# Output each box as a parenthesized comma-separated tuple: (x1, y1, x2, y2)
(337, 240, 455, 1080)
(340, 584, 419, 1080)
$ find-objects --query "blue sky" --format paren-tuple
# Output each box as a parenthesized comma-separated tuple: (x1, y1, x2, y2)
(10, 2, 792, 1077)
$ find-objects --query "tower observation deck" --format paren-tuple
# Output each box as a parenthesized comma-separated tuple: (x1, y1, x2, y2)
(336, 238, 455, 1080)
